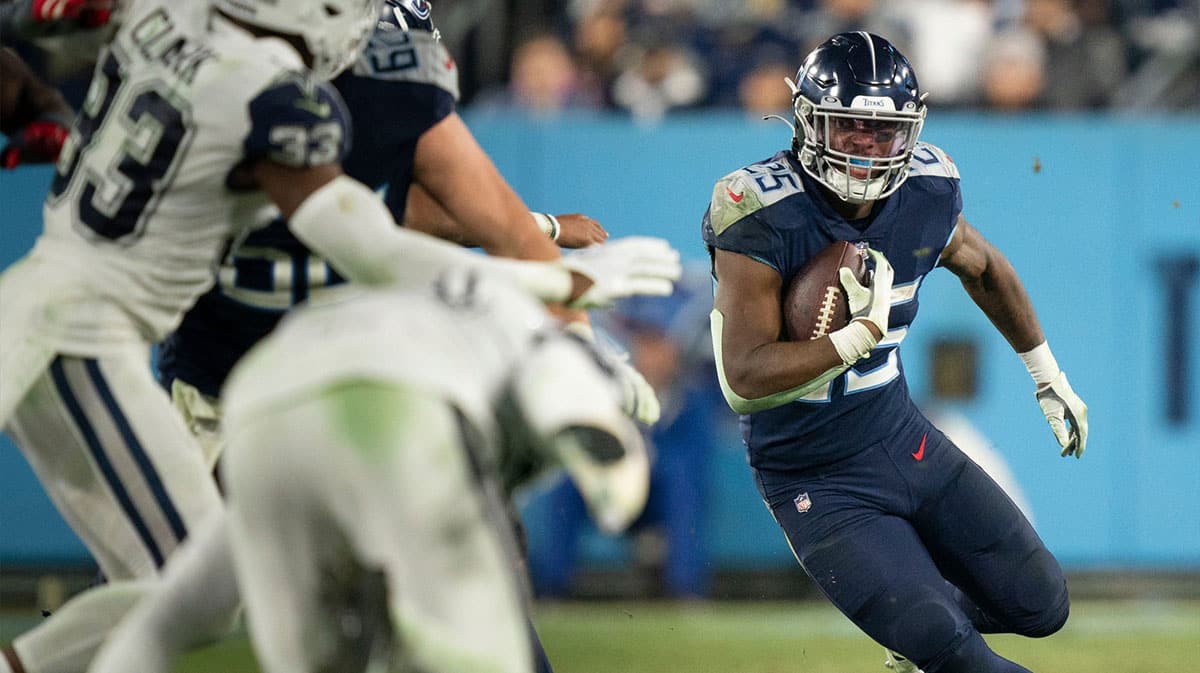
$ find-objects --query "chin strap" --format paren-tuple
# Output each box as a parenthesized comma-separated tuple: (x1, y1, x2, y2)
(762, 114, 795, 134)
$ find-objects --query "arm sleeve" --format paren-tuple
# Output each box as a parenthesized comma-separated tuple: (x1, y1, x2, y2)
(287, 174, 572, 301)
(703, 210, 787, 274)
(709, 307, 848, 414)
(700, 169, 790, 275)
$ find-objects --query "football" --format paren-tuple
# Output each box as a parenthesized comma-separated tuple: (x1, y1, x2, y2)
(782, 241, 869, 341)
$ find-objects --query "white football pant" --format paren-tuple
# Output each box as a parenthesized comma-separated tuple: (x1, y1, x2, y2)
(4, 351, 224, 673)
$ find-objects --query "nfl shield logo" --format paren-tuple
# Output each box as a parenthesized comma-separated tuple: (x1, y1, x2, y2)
(794, 492, 812, 513)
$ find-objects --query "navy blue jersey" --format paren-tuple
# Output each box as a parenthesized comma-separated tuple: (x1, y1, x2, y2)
(159, 20, 459, 396)
(702, 144, 962, 472)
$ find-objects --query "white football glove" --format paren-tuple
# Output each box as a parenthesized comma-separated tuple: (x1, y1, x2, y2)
(562, 237, 682, 309)
(1035, 371, 1089, 458)
(829, 248, 894, 365)
(609, 354, 661, 426)
(563, 321, 661, 425)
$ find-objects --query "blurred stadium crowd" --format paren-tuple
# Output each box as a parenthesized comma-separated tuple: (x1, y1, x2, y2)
(439, 0, 1200, 117)
(9, 1, 1199, 117)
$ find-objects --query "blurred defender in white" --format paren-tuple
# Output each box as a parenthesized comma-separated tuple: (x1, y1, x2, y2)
(0, 0, 678, 670)
(88, 277, 650, 673)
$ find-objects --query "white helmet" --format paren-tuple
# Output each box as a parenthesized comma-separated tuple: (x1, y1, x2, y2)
(212, 0, 385, 79)
(508, 335, 651, 535)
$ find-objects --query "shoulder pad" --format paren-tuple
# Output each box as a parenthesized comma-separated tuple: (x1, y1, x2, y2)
(244, 72, 352, 168)
(707, 159, 805, 238)
(351, 24, 459, 100)
(908, 142, 960, 180)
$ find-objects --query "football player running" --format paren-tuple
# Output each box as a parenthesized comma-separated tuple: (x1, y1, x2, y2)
(88, 278, 652, 673)
(0, 1, 679, 672)
(702, 33, 1088, 673)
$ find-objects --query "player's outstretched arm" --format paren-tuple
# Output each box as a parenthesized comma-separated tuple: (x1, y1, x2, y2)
(403, 116, 657, 418)
(405, 186, 608, 250)
(409, 111, 566, 261)
(0, 47, 72, 168)
(551, 213, 608, 249)
(938, 215, 1088, 458)
(257, 160, 563, 297)
(256, 161, 680, 308)
(711, 248, 861, 413)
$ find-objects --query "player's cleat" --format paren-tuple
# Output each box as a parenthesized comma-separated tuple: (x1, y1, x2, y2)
(884, 648, 923, 673)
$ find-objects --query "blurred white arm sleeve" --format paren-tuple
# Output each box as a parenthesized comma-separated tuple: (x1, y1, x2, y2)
(710, 308, 847, 414)
(287, 175, 573, 301)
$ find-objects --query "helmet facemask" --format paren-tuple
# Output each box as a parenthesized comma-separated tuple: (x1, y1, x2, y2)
(793, 91, 926, 204)
(307, 0, 382, 80)
(212, 0, 385, 80)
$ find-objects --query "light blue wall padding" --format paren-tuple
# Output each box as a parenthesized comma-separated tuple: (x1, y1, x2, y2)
(0, 167, 87, 562)
(2, 113, 1198, 568)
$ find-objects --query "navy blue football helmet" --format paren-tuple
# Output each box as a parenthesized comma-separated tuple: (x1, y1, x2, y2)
(380, 0, 438, 36)
(790, 32, 926, 204)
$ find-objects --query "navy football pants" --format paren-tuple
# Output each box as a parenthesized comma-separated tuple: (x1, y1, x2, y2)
(760, 413, 1068, 673)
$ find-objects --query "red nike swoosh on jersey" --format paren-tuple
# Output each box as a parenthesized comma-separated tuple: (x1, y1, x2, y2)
(912, 433, 927, 461)
(726, 186, 744, 203)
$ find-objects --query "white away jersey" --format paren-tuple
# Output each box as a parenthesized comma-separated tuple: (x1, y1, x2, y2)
(29, 1, 351, 350)
(222, 273, 557, 443)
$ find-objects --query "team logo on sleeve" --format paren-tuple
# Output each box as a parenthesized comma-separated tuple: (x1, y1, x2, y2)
(293, 96, 331, 118)
(708, 175, 762, 237)
(794, 492, 812, 513)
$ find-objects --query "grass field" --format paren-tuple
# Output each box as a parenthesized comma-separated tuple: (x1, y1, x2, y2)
(7, 598, 1194, 672)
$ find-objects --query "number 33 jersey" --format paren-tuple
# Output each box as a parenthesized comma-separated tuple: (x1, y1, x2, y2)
(26, 0, 351, 354)
(159, 9, 459, 397)
(702, 147, 961, 472)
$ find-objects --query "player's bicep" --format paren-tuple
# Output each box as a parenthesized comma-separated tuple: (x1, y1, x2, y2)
(413, 111, 556, 259)
(937, 214, 990, 281)
(713, 248, 784, 360)
(412, 112, 522, 226)
(404, 181, 472, 244)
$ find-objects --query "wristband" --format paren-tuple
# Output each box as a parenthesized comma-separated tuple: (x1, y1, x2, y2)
(531, 211, 561, 242)
(828, 320, 879, 365)
(1018, 341, 1060, 385)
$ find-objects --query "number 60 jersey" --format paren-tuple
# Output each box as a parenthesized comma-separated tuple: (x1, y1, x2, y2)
(27, 1, 350, 354)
